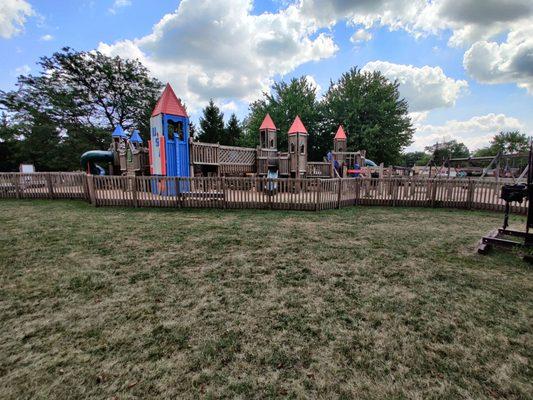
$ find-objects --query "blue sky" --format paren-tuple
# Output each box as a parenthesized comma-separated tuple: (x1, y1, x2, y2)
(1, 0, 532, 151)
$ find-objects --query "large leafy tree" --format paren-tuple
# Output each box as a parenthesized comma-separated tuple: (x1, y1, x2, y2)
(244, 77, 323, 159)
(198, 99, 225, 143)
(223, 113, 242, 146)
(474, 131, 530, 157)
(425, 140, 470, 165)
(320, 67, 414, 165)
(0, 47, 162, 170)
(491, 131, 529, 154)
(401, 151, 429, 167)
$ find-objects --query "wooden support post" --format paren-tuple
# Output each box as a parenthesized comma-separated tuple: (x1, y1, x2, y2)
(174, 177, 180, 208)
(13, 174, 20, 199)
(392, 179, 397, 206)
(337, 178, 342, 209)
(315, 178, 320, 211)
(268, 178, 273, 210)
(87, 174, 96, 206)
(222, 177, 227, 209)
(131, 176, 138, 208)
(355, 178, 360, 206)
(431, 179, 438, 208)
(467, 179, 475, 210)
(82, 173, 90, 202)
(45, 173, 54, 199)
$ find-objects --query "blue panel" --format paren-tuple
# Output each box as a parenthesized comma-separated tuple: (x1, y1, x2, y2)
(159, 113, 190, 195)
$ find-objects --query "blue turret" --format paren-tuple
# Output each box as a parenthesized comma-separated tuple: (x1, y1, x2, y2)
(130, 130, 143, 144)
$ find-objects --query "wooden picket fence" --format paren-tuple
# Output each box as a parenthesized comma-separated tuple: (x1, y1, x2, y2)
(0, 172, 528, 214)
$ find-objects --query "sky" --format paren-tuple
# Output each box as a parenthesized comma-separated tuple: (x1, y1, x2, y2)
(0, 0, 532, 152)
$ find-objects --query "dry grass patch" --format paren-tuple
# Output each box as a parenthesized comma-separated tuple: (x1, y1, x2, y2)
(0, 200, 531, 399)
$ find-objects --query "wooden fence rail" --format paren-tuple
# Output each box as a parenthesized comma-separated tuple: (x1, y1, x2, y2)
(0, 173, 527, 214)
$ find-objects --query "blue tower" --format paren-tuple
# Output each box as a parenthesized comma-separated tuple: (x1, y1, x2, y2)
(149, 83, 190, 178)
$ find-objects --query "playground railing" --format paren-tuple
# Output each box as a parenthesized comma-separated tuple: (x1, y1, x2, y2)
(0, 173, 527, 215)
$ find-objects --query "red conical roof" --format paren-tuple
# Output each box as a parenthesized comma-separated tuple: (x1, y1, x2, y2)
(152, 83, 188, 117)
(259, 113, 276, 130)
(288, 115, 307, 135)
(334, 125, 347, 140)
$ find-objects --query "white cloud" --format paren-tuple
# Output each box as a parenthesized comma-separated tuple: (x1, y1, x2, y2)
(99, 0, 337, 111)
(220, 101, 239, 113)
(109, 0, 132, 15)
(350, 28, 372, 43)
(409, 113, 525, 151)
(300, 0, 533, 92)
(15, 64, 30, 75)
(463, 26, 533, 94)
(362, 61, 468, 112)
(305, 75, 321, 95)
(40, 34, 53, 41)
(0, 0, 34, 39)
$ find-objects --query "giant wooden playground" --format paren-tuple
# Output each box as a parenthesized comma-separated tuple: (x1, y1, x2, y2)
(82, 83, 370, 182)
(0, 84, 529, 218)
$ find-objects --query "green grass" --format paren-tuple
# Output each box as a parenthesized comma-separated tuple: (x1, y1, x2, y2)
(0, 200, 531, 399)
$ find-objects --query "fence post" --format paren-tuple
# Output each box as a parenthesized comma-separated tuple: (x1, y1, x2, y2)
(315, 178, 320, 211)
(82, 173, 91, 202)
(222, 177, 227, 209)
(337, 178, 342, 209)
(45, 173, 54, 199)
(431, 179, 438, 208)
(268, 178, 273, 210)
(355, 178, 360, 206)
(131, 176, 138, 208)
(391, 178, 399, 207)
(13, 174, 20, 199)
(175, 177, 181, 208)
(467, 179, 475, 210)
(87, 174, 96, 206)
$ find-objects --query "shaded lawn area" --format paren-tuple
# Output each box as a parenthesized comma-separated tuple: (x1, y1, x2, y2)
(0, 200, 531, 399)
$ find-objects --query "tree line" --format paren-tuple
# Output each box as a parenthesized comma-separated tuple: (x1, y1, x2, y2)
(0, 48, 413, 171)
(2, 47, 524, 172)
(402, 131, 530, 168)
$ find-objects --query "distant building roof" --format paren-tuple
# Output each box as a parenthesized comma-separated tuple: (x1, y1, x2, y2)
(130, 130, 143, 143)
(112, 125, 127, 138)
(259, 113, 277, 131)
(288, 115, 307, 135)
(334, 125, 347, 140)
(151, 83, 188, 118)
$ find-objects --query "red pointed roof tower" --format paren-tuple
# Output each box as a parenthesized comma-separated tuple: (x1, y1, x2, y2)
(334, 125, 347, 140)
(288, 116, 308, 135)
(151, 83, 188, 118)
(260, 113, 277, 131)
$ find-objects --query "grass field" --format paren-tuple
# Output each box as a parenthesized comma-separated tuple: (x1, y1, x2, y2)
(0, 200, 531, 399)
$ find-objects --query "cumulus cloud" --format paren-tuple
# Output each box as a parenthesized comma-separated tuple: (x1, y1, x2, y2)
(99, 0, 337, 111)
(305, 75, 321, 95)
(409, 113, 525, 151)
(362, 61, 468, 112)
(350, 29, 372, 43)
(463, 26, 533, 93)
(109, 0, 132, 15)
(0, 0, 34, 39)
(300, 0, 533, 46)
(300, 0, 533, 92)
(40, 34, 53, 41)
(14, 64, 30, 75)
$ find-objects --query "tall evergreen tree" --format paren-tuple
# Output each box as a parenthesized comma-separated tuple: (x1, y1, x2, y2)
(198, 99, 225, 143)
(223, 113, 242, 146)
(321, 67, 414, 165)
